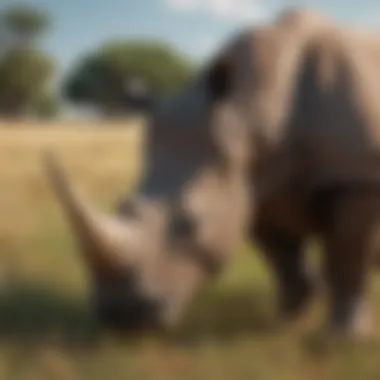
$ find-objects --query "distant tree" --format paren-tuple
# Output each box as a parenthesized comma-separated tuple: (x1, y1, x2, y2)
(63, 39, 195, 116)
(3, 4, 50, 46)
(99, 40, 194, 95)
(63, 55, 120, 116)
(0, 48, 54, 116)
(0, 4, 57, 119)
(32, 91, 61, 119)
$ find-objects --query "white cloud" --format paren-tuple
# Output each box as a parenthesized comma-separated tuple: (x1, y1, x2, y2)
(164, 0, 271, 23)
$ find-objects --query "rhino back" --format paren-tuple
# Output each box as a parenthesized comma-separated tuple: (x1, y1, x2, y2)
(287, 28, 380, 191)
(250, 18, 380, 234)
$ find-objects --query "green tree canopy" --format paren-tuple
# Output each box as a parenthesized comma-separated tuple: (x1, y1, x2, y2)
(3, 4, 51, 44)
(99, 40, 194, 94)
(32, 91, 61, 119)
(0, 48, 54, 116)
(63, 39, 195, 116)
(0, 4, 57, 118)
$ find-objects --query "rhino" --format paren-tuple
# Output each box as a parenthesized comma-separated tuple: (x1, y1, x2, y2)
(44, 7, 380, 339)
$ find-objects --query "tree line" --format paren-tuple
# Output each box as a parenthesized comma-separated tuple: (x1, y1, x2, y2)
(0, 4, 196, 120)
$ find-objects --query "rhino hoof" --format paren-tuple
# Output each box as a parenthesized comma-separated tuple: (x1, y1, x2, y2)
(278, 279, 314, 321)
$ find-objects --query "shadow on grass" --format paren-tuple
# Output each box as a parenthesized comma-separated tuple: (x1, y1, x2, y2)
(0, 280, 276, 347)
(0, 282, 98, 347)
(170, 288, 276, 344)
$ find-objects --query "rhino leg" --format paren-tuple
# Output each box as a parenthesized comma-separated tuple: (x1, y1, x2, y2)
(254, 223, 314, 320)
(321, 190, 379, 339)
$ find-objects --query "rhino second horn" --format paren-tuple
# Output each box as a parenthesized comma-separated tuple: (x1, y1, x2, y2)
(42, 150, 132, 275)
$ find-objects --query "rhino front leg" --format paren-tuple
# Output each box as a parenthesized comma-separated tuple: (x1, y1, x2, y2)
(253, 223, 314, 320)
(321, 190, 379, 339)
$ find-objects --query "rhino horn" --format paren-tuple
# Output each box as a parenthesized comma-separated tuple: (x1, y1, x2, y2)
(42, 150, 132, 275)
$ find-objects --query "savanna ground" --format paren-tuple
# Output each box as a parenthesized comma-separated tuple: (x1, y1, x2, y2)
(2, 120, 380, 379)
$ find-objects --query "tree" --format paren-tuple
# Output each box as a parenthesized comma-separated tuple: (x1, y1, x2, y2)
(63, 39, 195, 116)
(0, 48, 54, 116)
(3, 4, 50, 46)
(63, 55, 119, 115)
(0, 4, 56, 119)
(32, 91, 61, 119)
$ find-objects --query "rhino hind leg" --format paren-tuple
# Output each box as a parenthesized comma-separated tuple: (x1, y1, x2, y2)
(253, 223, 314, 321)
(320, 189, 380, 339)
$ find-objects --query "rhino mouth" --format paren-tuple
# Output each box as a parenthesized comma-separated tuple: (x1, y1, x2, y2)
(93, 292, 164, 333)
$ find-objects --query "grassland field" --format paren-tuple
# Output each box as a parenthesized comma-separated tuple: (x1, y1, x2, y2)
(1, 120, 380, 379)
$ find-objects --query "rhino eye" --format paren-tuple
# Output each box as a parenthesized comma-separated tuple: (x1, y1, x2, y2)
(117, 197, 142, 219)
(171, 213, 196, 240)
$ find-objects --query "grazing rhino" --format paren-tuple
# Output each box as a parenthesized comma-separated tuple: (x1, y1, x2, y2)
(44, 7, 380, 339)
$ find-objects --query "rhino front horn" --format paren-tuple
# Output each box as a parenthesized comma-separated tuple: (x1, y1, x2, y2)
(42, 150, 132, 275)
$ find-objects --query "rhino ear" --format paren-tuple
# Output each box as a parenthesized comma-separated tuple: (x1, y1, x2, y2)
(205, 57, 250, 164)
(204, 57, 233, 103)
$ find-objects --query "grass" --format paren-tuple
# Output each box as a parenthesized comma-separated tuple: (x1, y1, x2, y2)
(2, 120, 380, 379)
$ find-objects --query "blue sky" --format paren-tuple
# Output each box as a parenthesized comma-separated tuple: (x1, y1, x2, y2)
(3, 0, 380, 79)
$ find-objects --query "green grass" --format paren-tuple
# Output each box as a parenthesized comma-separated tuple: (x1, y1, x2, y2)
(2, 122, 380, 379)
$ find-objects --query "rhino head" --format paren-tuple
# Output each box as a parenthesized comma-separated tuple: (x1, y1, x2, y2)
(44, 36, 255, 334)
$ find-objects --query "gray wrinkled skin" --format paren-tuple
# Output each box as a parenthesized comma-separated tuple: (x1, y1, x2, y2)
(45, 8, 380, 340)
(44, 58, 253, 332)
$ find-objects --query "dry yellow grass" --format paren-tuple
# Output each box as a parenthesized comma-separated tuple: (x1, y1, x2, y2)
(1, 121, 380, 379)
(0, 122, 143, 286)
